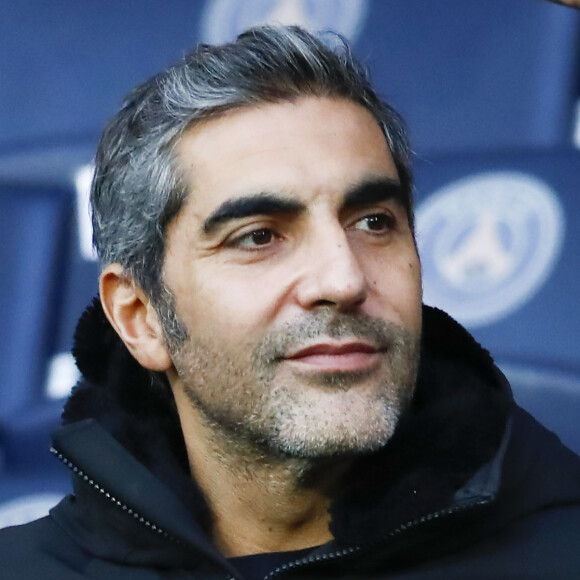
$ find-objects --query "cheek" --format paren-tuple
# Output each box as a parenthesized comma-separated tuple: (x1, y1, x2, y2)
(177, 266, 286, 338)
(365, 251, 422, 326)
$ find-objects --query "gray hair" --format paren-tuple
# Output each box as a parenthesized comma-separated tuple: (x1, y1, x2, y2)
(91, 25, 412, 304)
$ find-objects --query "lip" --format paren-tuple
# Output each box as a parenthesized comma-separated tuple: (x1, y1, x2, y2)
(283, 341, 382, 373)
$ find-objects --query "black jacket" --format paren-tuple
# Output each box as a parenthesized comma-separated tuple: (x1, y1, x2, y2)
(2, 301, 580, 579)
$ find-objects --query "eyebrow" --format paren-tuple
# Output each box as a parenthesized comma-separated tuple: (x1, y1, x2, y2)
(202, 194, 305, 235)
(342, 177, 405, 210)
(201, 177, 405, 236)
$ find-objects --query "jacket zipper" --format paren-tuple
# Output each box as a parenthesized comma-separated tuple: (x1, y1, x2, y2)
(264, 498, 493, 580)
(50, 447, 180, 544)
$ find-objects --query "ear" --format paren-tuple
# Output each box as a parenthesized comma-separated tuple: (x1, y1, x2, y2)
(99, 264, 173, 372)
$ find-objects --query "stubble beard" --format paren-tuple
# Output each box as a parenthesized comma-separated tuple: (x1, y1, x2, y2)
(163, 305, 420, 462)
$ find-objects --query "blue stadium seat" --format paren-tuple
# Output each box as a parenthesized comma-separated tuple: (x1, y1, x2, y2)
(0, 471, 70, 530)
(414, 148, 580, 454)
(0, 182, 71, 418)
(1, 400, 67, 473)
(0, 181, 75, 528)
(500, 362, 580, 456)
(47, 162, 100, 402)
(1, 0, 578, 154)
(0, 145, 98, 402)
(362, 0, 580, 154)
(0, 399, 70, 529)
(0, 145, 96, 521)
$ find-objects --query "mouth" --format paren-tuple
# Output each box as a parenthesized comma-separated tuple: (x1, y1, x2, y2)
(283, 341, 383, 373)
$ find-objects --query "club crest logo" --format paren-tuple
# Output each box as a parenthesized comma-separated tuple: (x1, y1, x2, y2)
(200, 0, 369, 44)
(416, 172, 565, 327)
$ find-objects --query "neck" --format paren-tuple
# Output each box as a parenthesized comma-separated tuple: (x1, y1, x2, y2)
(173, 387, 352, 557)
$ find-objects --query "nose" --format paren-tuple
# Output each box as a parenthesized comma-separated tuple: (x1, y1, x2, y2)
(295, 226, 368, 312)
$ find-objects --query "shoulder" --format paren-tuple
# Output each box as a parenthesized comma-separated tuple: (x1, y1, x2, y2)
(478, 503, 580, 578)
(503, 406, 580, 493)
(0, 516, 90, 579)
(429, 503, 580, 579)
(481, 406, 580, 573)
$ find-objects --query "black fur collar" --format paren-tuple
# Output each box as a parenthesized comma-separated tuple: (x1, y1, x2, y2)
(62, 299, 513, 545)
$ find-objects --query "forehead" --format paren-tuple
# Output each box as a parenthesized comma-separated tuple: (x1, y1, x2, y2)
(175, 97, 399, 217)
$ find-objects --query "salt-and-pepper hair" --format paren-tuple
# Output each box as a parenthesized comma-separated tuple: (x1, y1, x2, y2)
(91, 25, 412, 304)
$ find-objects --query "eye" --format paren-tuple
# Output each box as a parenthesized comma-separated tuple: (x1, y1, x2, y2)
(229, 227, 278, 249)
(352, 213, 395, 233)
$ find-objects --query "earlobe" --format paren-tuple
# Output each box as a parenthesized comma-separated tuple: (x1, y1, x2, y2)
(99, 264, 173, 372)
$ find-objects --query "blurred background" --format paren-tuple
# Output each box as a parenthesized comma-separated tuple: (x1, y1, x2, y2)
(1, 0, 579, 528)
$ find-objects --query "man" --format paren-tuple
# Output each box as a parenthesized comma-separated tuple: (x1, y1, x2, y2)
(2, 25, 580, 579)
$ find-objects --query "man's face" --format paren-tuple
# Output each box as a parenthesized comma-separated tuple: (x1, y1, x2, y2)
(162, 96, 422, 458)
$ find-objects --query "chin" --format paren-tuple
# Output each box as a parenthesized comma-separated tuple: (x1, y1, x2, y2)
(264, 393, 403, 459)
